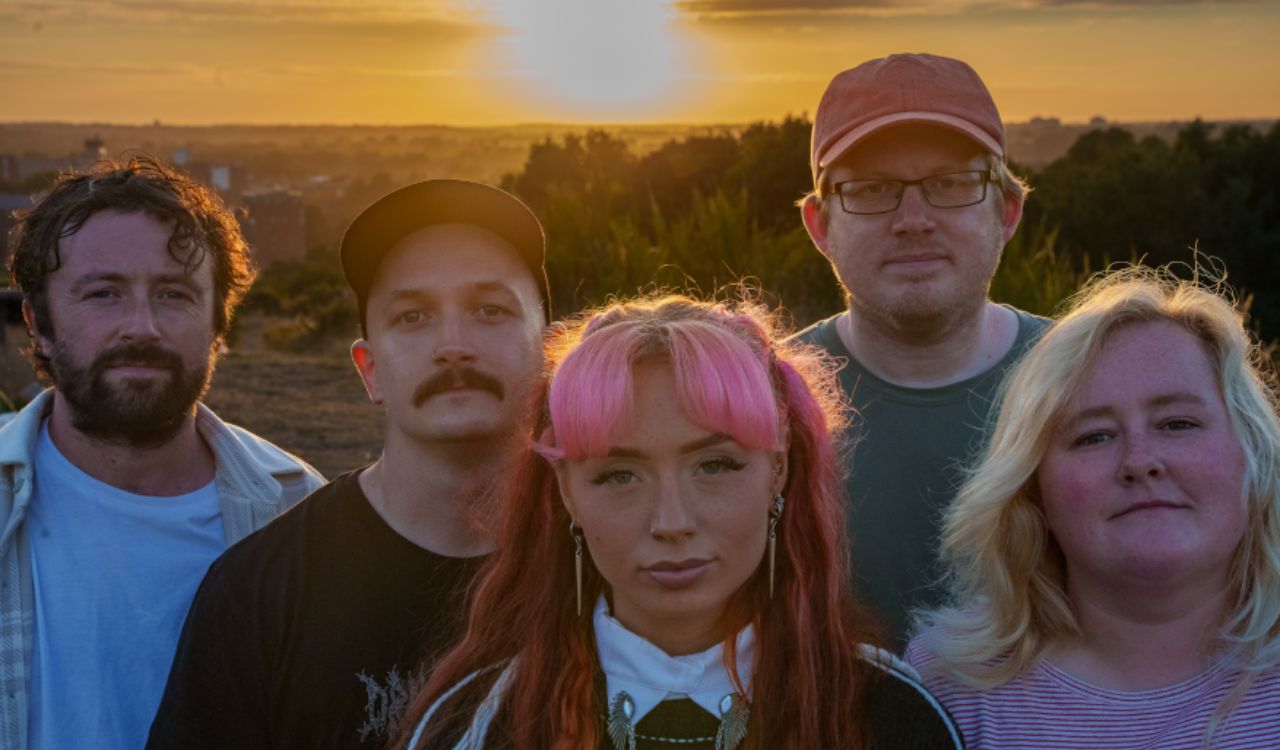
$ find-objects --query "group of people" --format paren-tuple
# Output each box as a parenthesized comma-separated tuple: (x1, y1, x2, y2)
(1, 51, 1276, 750)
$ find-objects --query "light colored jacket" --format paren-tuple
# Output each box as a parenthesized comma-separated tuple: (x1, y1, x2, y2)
(0, 389, 326, 749)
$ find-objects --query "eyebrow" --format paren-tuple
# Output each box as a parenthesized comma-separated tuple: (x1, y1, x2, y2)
(605, 432, 735, 459)
(384, 281, 521, 303)
(1065, 392, 1210, 424)
(69, 271, 203, 293)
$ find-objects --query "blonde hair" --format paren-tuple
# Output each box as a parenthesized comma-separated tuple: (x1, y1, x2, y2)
(918, 264, 1280, 689)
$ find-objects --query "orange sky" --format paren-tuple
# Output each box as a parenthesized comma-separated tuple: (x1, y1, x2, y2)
(3, 0, 1278, 125)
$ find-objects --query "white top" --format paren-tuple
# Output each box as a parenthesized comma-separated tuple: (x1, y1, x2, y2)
(27, 420, 224, 750)
(593, 596, 754, 723)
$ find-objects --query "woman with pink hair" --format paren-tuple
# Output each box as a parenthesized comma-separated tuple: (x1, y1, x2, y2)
(398, 295, 963, 749)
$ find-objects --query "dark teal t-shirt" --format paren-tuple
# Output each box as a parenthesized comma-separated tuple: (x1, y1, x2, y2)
(796, 308, 1048, 648)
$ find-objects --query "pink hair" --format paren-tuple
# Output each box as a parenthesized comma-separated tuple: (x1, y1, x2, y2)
(399, 295, 881, 749)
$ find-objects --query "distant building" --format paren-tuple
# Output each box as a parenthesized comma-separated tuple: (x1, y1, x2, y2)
(242, 190, 306, 267)
(183, 161, 244, 203)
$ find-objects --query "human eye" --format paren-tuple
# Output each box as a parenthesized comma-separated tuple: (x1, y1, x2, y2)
(159, 288, 195, 302)
(83, 287, 117, 300)
(1159, 417, 1201, 432)
(1071, 430, 1112, 448)
(589, 469, 638, 487)
(696, 456, 747, 476)
(846, 180, 894, 197)
(476, 303, 513, 320)
(394, 309, 424, 325)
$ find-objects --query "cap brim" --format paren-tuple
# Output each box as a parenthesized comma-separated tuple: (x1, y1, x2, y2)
(815, 112, 1004, 185)
(340, 180, 549, 328)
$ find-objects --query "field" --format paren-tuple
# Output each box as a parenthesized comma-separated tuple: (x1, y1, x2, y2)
(203, 316, 382, 480)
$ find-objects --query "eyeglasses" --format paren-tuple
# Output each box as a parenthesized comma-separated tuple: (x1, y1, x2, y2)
(830, 170, 993, 215)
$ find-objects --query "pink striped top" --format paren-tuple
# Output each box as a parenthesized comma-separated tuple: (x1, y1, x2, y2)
(905, 637, 1280, 749)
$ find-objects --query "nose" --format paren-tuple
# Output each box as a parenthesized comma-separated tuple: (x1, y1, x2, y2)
(120, 298, 162, 342)
(890, 184, 937, 236)
(432, 313, 477, 366)
(649, 478, 696, 542)
(1118, 436, 1165, 484)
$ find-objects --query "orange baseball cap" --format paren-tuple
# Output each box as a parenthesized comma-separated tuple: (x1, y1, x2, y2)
(811, 53, 1005, 187)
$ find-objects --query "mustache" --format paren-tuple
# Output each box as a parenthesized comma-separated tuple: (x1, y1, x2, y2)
(411, 366, 504, 407)
(89, 342, 184, 377)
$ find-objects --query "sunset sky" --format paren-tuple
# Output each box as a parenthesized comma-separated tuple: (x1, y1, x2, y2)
(3, 0, 1278, 126)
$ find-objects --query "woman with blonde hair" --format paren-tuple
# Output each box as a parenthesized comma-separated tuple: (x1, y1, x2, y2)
(400, 295, 963, 749)
(907, 266, 1280, 747)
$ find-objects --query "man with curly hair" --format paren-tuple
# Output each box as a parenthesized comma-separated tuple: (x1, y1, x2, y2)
(0, 156, 324, 750)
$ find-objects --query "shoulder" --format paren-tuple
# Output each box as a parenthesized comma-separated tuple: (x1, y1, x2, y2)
(790, 313, 845, 354)
(0, 389, 52, 467)
(195, 404, 326, 493)
(859, 645, 966, 749)
(199, 473, 357, 591)
(1007, 305, 1051, 341)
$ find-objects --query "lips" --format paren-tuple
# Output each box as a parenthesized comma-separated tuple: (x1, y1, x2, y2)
(1111, 500, 1188, 519)
(643, 558, 712, 590)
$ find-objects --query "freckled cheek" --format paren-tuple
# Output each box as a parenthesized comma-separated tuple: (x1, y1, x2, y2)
(1036, 461, 1106, 528)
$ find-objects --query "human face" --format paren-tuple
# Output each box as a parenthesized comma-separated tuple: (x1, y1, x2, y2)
(1037, 320, 1249, 596)
(37, 210, 218, 446)
(556, 362, 786, 655)
(802, 125, 1022, 331)
(351, 223, 545, 446)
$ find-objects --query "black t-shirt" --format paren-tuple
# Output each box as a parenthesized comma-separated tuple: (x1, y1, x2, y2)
(147, 469, 487, 750)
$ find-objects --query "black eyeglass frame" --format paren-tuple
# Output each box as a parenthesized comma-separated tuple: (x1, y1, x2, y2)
(828, 169, 996, 215)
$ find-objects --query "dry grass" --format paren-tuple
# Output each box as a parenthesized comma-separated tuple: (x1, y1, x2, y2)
(205, 317, 383, 480)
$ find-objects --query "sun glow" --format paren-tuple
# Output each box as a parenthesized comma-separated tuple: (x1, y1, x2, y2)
(491, 0, 691, 118)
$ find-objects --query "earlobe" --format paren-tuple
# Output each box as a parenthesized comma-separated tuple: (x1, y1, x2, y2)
(350, 340, 383, 405)
(771, 451, 789, 496)
(800, 196, 833, 260)
(1000, 193, 1024, 245)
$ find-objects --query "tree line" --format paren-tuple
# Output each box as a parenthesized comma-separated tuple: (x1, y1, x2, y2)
(243, 117, 1280, 346)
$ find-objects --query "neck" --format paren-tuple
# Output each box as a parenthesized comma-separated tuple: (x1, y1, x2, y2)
(839, 300, 1016, 387)
(46, 394, 214, 496)
(358, 430, 513, 558)
(1049, 574, 1232, 690)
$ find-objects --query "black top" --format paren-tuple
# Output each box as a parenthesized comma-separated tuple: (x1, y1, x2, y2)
(147, 470, 487, 750)
(420, 652, 965, 749)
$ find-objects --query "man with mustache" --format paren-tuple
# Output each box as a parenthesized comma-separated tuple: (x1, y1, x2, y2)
(149, 180, 550, 749)
(0, 157, 325, 750)
(796, 54, 1049, 647)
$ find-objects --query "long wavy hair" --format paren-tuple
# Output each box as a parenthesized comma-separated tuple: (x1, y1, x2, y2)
(399, 294, 881, 749)
(916, 264, 1280, 690)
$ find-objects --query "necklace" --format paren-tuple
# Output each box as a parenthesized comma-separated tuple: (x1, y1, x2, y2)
(606, 691, 749, 750)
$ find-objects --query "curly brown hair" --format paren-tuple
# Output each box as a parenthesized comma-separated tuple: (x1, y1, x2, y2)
(7, 155, 257, 376)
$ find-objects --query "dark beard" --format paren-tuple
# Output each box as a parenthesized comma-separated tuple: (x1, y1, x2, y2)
(48, 340, 214, 448)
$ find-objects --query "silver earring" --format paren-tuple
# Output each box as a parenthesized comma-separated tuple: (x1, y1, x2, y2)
(570, 519, 585, 616)
(768, 494, 784, 597)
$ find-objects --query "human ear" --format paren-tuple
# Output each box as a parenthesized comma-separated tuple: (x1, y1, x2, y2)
(553, 461, 578, 520)
(801, 195, 834, 261)
(22, 300, 50, 360)
(350, 339, 383, 406)
(770, 451, 789, 497)
(999, 191, 1024, 245)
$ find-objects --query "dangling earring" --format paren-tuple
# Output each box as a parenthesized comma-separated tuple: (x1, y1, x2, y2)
(570, 519, 585, 616)
(768, 494, 784, 598)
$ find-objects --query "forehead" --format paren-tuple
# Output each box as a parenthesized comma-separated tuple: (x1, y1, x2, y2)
(1074, 320, 1220, 406)
(55, 209, 210, 284)
(832, 124, 988, 178)
(367, 222, 540, 305)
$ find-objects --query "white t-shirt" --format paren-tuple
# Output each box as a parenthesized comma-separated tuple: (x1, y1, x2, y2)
(27, 421, 225, 750)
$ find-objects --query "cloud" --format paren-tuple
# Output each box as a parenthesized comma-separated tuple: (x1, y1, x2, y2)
(673, 0, 1261, 16)
(3, 0, 487, 31)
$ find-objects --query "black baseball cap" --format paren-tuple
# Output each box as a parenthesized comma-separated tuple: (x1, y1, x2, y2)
(340, 179, 551, 335)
